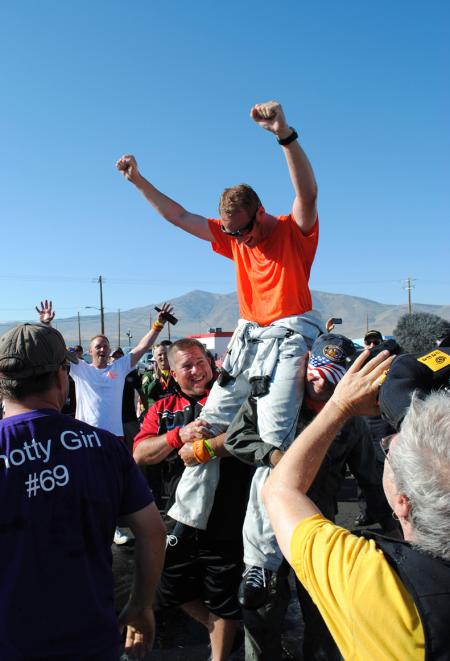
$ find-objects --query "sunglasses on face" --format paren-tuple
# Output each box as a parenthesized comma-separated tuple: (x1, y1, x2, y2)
(365, 339, 381, 347)
(61, 361, 71, 373)
(380, 434, 396, 460)
(220, 207, 259, 237)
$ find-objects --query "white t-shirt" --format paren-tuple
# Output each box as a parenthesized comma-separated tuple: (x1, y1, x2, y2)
(70, 354, 133, 436)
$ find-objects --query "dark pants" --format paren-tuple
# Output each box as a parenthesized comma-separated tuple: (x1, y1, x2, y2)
(243, 564, 291, 661)
(243, 565, 342, 661)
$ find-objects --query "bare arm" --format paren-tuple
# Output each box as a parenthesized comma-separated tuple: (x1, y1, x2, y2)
(130, 303, 173, 367)
(262, 350, 394, 564)
(116, 155, 214, 242)
(118, 502, 166, 658)
(133, 418, 213, 465)
(133, 434, 174, 465)
(251, 101, 318, 234)
(35, 300, 79, 366)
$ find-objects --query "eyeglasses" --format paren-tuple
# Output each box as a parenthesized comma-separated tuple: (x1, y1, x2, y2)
(220, 207, 259, 237)
(380, 434, 396, 460)
(365, 339, 381, 347)
(61, 361, 71, 373)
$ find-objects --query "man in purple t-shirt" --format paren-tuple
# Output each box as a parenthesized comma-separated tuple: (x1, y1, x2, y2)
(0, 323, 165, 660)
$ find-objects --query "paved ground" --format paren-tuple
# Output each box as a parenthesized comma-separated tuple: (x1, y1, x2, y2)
(115, 477, 373, 660)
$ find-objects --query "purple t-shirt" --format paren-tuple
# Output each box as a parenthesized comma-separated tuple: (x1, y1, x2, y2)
(0, 409, 153, 660)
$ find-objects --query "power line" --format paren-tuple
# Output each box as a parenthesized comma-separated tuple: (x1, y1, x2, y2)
(0, 273, 232, 287)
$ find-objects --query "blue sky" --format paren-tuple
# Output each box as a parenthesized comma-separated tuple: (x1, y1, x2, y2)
(1, 0, 449, 323)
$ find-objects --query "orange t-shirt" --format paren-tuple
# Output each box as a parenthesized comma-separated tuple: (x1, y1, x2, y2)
(208, 215, 319, 326)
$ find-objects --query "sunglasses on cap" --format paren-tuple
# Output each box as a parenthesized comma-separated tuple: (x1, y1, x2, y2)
(365, 339, 381, 347)
(220, 206, 260, 237)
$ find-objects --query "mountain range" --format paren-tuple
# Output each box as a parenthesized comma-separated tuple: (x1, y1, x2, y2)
(1, 290, 449, 347)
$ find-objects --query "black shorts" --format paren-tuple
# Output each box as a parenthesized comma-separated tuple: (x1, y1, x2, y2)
(156, 531, 243, 619)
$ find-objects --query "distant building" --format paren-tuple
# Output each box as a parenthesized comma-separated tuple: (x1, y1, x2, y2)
(188, 328, 233, 365)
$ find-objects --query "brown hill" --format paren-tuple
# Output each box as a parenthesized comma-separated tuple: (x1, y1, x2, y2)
(0, 290, 448, 347)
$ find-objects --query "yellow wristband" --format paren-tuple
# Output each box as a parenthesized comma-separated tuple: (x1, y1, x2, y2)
(203, 439, 216, 458)
(152, 320, 164, 331)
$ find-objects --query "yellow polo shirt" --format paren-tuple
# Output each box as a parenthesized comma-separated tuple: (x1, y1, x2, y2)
(291, 514, 425, 660)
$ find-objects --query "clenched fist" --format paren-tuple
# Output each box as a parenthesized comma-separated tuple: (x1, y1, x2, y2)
(250, 100, 290, 138)
(116, 154, 140, 183)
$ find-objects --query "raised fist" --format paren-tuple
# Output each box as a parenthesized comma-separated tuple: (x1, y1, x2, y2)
(250, 100, 289, 137)
(116, 154, 140, 183)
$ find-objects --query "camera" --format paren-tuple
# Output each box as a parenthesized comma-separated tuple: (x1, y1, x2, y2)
(154, 306, 178, 326)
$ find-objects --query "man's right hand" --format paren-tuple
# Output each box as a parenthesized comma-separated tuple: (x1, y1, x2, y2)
(35, 300, 55, 325)
(115, 152, 214, 242)
(116, 154, 140, 184)
(179, 418, 213, 444)
(331, 349, 395, 418)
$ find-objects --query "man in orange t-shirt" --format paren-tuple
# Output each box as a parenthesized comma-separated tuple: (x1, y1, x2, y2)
(116, 101, 324, 592)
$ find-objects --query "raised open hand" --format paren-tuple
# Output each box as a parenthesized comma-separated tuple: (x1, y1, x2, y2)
(35, 299, 55, 324)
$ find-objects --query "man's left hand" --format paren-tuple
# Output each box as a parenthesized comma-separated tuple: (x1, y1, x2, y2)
(250, 100, 290, 139)
(156, 302, 174, 324)
(179, 442, 198, 466)
(118, 602, 155, 659)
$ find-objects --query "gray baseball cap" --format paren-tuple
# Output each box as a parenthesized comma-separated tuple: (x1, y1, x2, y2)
(0, 323, 77, 379)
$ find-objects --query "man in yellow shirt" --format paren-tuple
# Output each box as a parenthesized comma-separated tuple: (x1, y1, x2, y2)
(263, 348, 450, 660)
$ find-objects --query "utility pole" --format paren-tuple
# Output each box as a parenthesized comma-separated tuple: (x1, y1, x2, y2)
(77, 312, 81, 346)
(118, 309, 121, 347)
(365, 312, 369, 333)
(98, 275, 105, 334)
(402, 277, 416, 314)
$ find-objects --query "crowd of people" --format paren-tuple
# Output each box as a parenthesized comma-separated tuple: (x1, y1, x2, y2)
(0, 99, 449, 661)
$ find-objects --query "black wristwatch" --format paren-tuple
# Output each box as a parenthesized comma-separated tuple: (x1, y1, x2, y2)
(277, 127, 298, 146)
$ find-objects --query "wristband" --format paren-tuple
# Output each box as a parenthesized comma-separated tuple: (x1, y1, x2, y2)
(203, 439, 216, 458)
(152, 320, 164, 332)
(193, 439, 213, 464)
(166, 428, 183, 449)
(277, 127, 298, 146)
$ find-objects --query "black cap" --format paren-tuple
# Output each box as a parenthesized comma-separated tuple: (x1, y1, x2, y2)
(311, 333, 356, 364)
(379, 347, 450, 430)
(364, 329, 383, 343)
(308, 334, 356, 385)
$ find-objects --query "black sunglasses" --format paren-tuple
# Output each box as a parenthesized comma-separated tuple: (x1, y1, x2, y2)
(380, 434, 396, 460)
(61, 361, 71, 373)
(220, 207, 260, 237)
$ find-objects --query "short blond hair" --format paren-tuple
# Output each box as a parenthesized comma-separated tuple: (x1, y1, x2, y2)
(219, 184, 260, 218)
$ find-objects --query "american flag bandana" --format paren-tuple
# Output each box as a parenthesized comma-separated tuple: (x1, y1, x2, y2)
(307, 354, 347, 385)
